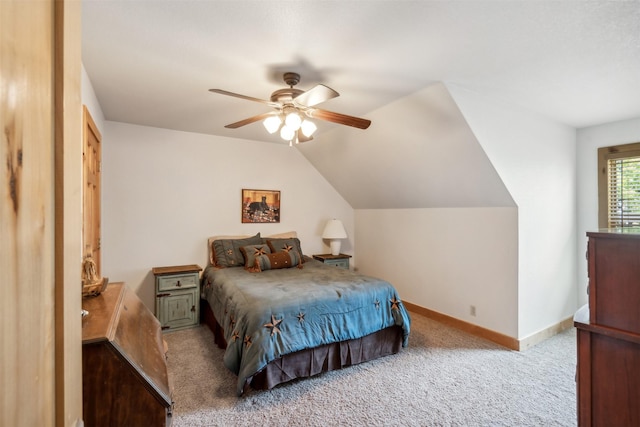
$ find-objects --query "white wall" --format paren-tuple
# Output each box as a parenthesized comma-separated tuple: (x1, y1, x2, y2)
(81, 64, 105, 130)
(448, 85, 578, 339)
(576, 117, 640, 306)
(356, 207, 519, 337)
(101, 122, 354, 309)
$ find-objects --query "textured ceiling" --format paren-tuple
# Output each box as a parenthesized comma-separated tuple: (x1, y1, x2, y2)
(82, 1, 640, 144)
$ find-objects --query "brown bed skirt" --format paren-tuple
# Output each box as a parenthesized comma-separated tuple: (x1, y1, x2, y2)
(200, 299, 403, 393)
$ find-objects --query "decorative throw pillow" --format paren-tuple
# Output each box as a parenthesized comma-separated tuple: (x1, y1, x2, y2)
(211, 233, 262, 268)
(265, 238, 305, 263)
(208, 234, 252, 265)
(240, 244, 271, 269)
(251, 250, 303, 272)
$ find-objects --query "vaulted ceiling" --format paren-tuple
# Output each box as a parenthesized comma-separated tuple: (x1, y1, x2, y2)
(82, 1, 640, 211)
(82, 0, 640, 147)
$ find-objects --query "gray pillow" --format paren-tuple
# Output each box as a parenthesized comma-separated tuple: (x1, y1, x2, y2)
(211, 233, 262, 267)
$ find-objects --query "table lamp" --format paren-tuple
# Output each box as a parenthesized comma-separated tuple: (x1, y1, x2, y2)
(322, 219, 347, 256)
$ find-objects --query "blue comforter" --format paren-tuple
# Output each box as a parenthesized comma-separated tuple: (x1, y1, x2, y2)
(202, 258, 411, 395)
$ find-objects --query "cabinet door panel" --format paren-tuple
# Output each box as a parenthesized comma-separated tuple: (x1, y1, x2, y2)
(591, 333, 640, 426)
(158, 291, 197, 329)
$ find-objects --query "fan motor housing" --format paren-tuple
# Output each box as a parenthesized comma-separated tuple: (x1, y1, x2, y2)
(270, 88, 304, 103)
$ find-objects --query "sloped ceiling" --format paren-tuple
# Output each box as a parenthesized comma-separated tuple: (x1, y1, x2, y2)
(81, 1, 640, 209)
(297, 82, 515, 209)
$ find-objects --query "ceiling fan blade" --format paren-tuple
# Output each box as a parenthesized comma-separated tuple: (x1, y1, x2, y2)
(308, 108, 371, 130)
(224, 112, 274, 129)
(209, 89, 280, 108)
(293, 84, 339, 107)
(296, 129, 314, 143)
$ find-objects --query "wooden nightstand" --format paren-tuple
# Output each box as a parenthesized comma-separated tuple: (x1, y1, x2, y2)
(152, 264, 202, 332)
(313, 253, 352, 269)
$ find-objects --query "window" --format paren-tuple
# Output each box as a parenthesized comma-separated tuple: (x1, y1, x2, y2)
(598, 142, 640, 228)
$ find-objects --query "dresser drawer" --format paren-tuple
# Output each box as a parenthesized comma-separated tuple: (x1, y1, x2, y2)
(157, 273, 198, 292)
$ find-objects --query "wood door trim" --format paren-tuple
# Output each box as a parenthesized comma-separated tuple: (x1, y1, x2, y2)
(54, 2, 83, 426)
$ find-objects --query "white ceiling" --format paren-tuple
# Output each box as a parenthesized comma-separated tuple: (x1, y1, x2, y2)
(82, 1, 640, 144)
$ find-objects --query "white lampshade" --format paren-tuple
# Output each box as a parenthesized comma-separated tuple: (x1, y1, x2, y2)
(300, 119, 317, 137)
(285, 111, 302, 130)
(263, 115, 282, 134)
(280, 125, 295, 141)
(322, 219, 347, 256)
(322, 219, 347, 238)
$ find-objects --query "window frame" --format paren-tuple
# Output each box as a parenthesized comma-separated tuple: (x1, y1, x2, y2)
(598, 142, 640, 228)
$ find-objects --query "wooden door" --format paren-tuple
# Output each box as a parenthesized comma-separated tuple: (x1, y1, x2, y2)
(83, 106, 102, 273)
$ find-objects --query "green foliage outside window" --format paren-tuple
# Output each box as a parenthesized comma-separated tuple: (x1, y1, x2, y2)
(608, 156, 640, 227)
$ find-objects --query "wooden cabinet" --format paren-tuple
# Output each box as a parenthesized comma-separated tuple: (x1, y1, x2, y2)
(312, 253, 351, 269)
(587, 231, 640, 332)
(152, 264, 202, 331)
(574, 230, 640, 426)
(82, 283, 173, 427)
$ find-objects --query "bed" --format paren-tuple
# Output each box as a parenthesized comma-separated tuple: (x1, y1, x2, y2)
(200, 232, 411, 395)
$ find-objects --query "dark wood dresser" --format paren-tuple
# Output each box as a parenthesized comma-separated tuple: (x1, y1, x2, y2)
(82, 282, 173, 426)
(574, 230, 640, 426)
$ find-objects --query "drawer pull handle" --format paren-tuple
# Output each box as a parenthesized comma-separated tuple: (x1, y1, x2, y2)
(176, 280, 182, 287)
(191, 305, 196, 312)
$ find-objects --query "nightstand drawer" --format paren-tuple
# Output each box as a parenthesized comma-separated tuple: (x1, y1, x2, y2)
(327, 259, 349, 269)
(157, 273, 198, 292)
(313, 254, 351, 270)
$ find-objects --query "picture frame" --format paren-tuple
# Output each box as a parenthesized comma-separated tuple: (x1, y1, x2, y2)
(242, 189, 281, 223)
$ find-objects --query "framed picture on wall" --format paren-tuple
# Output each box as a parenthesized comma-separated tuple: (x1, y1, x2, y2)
(242, 189, 281, 223)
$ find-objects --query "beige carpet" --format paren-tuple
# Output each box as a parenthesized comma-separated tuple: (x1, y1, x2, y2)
(164, 312, 577, 427)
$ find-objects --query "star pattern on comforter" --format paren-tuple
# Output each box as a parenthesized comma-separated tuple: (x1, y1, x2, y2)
(263, 315, 283, 336)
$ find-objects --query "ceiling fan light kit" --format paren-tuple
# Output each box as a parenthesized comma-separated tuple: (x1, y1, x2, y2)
(210, 72, 371, 145)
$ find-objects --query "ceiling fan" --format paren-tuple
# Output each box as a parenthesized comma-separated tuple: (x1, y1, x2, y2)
(209, 72, 371, 144)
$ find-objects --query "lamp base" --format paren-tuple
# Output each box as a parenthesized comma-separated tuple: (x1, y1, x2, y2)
(329, 240, 341, 256)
